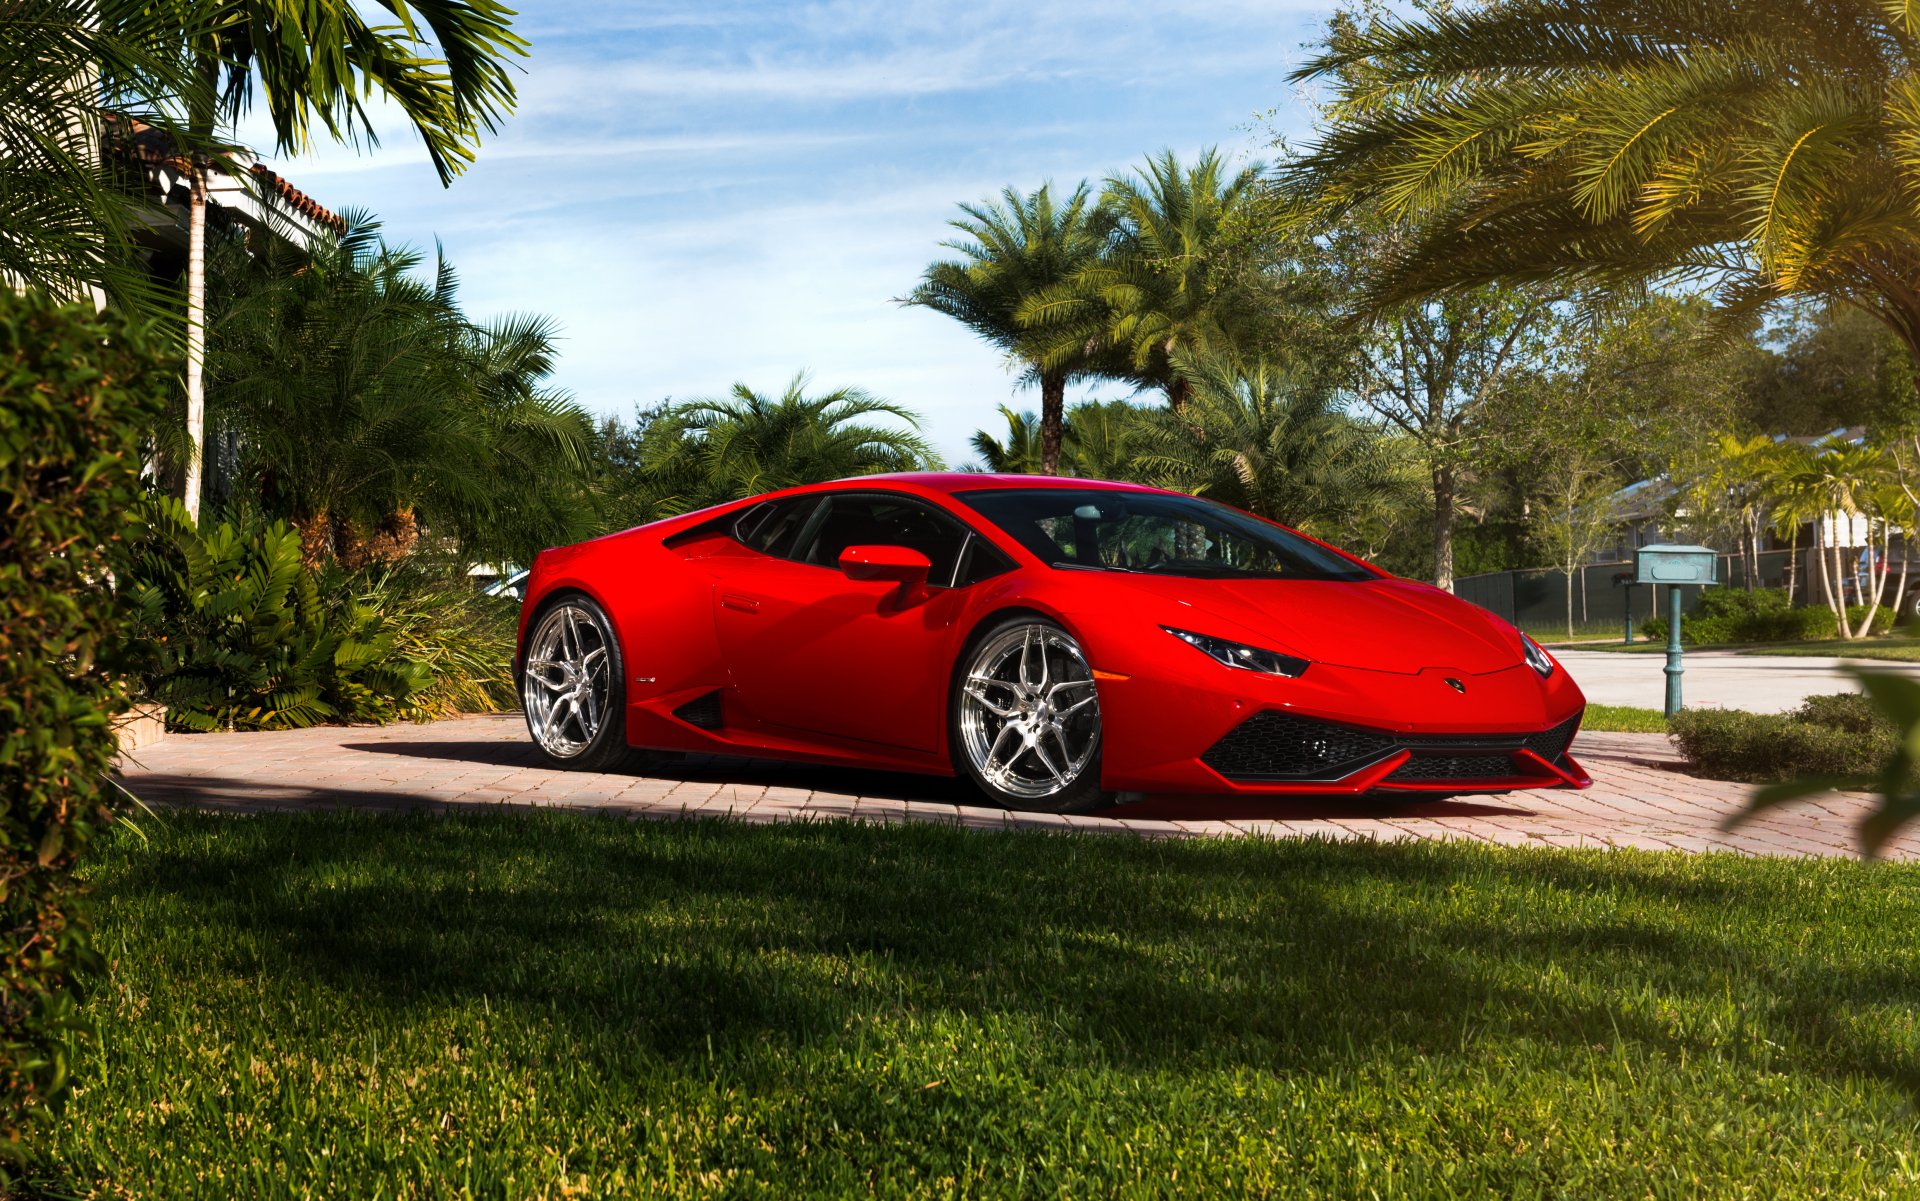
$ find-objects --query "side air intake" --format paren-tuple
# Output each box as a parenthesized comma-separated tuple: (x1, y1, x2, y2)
(672, 690, 725, 730)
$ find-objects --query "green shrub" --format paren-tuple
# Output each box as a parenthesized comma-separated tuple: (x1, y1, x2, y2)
(1642, 587, 1828, 644)
(1851, 602, 1898, 636)
(1671, 693, 1899, 783)
(0, 292, 167, 1152)
(124, 500, 515, 729)
(348, 564, 518, 719)
(1794, 692, 1882, 735)
(1644, 588, 1895, 644)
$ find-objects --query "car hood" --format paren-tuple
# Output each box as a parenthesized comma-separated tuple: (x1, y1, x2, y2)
(1100, 575, 1525, 676)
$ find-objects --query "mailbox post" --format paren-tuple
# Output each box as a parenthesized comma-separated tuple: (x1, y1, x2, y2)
(1633, 544, 1719, 717)
(1612, 571, 1637, 644)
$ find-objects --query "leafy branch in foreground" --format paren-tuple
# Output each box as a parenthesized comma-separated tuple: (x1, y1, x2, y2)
(0, 289, 166, 1156)
(0, 0, 203, 314)
(1286, 0, 1920, 370)
(1728, 670, 1920, 858)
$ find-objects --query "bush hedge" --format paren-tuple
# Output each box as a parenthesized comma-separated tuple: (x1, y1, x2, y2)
(1671, 693, 1897, 783)
(1643, 587, 1894, 645)
(0, 292, 167, 1153)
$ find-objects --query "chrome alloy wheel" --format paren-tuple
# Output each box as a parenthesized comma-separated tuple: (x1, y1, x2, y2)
(521, 602, 612, 759)
(958, 624, 1101, 800)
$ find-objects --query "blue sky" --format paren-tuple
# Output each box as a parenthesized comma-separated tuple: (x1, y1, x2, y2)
(240, 0, 1334, 464)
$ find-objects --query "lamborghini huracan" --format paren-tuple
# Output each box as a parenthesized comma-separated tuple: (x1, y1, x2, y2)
(514, 474, 1589, 812)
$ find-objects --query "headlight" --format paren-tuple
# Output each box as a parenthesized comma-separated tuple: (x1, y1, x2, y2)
(1521, 632, 1555, 679)
(1162, 626, 1309, 678)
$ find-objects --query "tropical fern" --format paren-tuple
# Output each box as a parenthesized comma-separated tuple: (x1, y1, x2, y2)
(123, 496, 444, 729)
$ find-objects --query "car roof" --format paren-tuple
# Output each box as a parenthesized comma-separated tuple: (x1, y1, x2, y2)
(848, 472, 1162, 496)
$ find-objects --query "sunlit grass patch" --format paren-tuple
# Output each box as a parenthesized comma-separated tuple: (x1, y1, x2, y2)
(38, 810, 1920, 1199)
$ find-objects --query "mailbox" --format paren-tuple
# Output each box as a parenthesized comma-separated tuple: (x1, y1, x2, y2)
(1633, 544, 1719, 717)
(1634, 544, 1718, 586)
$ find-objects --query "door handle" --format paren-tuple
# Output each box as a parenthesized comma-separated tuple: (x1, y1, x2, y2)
(721, 592, 761, 614)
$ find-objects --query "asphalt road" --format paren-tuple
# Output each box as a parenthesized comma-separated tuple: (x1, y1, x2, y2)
(1555, 648, 1920, 713)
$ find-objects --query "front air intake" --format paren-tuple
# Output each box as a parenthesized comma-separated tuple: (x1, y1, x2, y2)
(1202, 707, 1585, 783)
(1201, 712, 1399, 782)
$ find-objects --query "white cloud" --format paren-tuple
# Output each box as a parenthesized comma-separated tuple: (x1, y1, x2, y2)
(234, 0, 1332, 463)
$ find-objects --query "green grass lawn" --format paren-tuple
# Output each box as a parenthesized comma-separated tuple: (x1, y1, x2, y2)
(1578, 703, 1670, 733)
(1570, 636, 1920, 660)
(1736, 638, 1920, 662)
(1529, 631, 1628, 645)
(35, 811, 1920, 1199)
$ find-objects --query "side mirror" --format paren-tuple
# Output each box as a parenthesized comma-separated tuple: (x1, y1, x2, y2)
(838, 544, 932, 591)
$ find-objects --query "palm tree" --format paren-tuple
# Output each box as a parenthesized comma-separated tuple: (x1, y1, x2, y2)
(209, 212, 597, 566)
(1022, 150, 1266, 410)
(1680, 433, 1784, 590)
(1130, 352, 1406, 535)
(642, 376, 940, 507)
(906, 183, 1107, 472)
(1287, 0, 1920, 396)
(1, 0, 196, 307)
(1764, 442, 1822, 606)
(969, 406, 1047, 474)
(135, 0, 527, 522)
(1865, 473, 1916, 625)
(1061, 399, 1148, 481)
(1769, 438, 1894, 637)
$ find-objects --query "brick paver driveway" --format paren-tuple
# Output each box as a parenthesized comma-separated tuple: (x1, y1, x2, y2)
(114, 713, 1912, 859)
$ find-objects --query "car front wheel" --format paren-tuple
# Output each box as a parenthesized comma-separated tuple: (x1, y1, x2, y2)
(520, 594, 646, 772)
(951, 617, 1108, 813)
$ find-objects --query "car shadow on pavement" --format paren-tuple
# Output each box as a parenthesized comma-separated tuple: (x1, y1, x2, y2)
(336, 737, 1538, 820)
(337, 738, 546, 768)
(1113, 794, 1537, 820)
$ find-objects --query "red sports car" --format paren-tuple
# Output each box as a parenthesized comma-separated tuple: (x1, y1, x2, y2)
(515, 473, 1589, 812)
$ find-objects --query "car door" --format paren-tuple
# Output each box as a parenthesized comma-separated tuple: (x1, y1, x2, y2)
(708, 491, 992, 753)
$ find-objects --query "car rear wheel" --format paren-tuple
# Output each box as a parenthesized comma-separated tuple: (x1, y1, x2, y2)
(951, 617, 1109, 813)
(520, 595, 650, 772)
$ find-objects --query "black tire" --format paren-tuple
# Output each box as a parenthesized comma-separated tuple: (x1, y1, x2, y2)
(948, 615, 1111, 814)
(518, 593, 655, 773)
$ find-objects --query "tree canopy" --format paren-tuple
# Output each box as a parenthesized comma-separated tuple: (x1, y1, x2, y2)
(1285, 0, 1920, 385)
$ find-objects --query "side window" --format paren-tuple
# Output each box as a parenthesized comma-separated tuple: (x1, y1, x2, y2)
(796, 495, 971, 585)
(732, 497, 818, 559)
(955, 534, 1017, 586)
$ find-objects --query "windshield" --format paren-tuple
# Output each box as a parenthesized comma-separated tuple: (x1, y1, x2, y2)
(955, 488, 1377, 581)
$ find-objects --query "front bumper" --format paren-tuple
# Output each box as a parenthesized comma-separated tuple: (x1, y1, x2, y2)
(1094, 658, 1590, 795)
(1197, 707, 1589, 793)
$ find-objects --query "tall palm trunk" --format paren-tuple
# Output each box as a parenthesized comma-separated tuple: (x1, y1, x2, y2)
(1817, 522, 1851, 639)
(1784, 524, 1799, 603)
(1857, 518, 1892, 638)
(182, 158, 207, 522)
(181, 58, 217, 524)
(1888, 526, 1912, 631)
(1839, 525, 1875, 639)
(1038, 369, 1066, 475)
